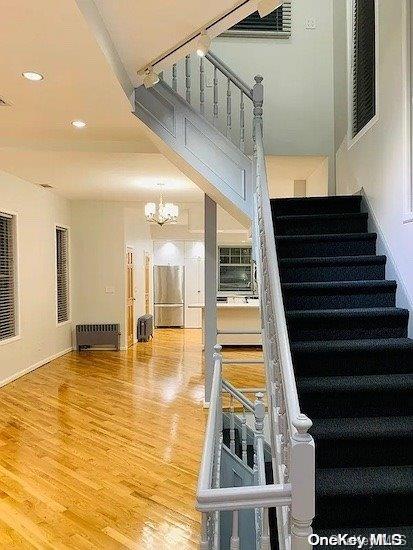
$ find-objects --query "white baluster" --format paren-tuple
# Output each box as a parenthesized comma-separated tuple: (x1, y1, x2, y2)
(240, 91, 245, 153)
(200, 57, 205, 115)
(241, 408, 247, 464)
(254, 392, 265, 436)
(172, 63, 177, 92)
(229, 395, 236, 454)
(200, 512, 209, 549)
(290, 414, 315, 550)
(185, 55, 191, 104)
(252, 74, 264, 140)
(230, 510, 240, 550)
(213, 67, 218, 126)
(226, 77, 232, 138)
(261, 508, 271, 550)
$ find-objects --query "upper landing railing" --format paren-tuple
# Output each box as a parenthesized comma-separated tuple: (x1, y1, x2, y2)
(160, 50, 315, 549)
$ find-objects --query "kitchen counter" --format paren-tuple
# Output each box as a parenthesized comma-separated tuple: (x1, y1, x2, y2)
(189, 302, 261, 346)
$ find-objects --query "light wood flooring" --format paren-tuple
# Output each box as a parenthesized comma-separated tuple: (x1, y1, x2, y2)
(0, 329, 264, 549)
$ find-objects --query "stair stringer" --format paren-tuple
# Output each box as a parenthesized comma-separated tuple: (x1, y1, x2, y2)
(134, 81, 253, 225)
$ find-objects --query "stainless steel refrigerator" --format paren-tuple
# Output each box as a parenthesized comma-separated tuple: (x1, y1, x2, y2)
(153, 266, 185, 327)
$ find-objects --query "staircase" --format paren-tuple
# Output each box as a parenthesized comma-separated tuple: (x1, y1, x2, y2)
(271, 195, 413, 541)
(133, 45, 413, 547)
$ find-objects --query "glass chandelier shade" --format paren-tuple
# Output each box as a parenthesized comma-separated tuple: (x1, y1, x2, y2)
(145, 185, 179, 226)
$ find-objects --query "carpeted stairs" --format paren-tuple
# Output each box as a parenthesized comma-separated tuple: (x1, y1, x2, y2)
(270, 195, 413, 545)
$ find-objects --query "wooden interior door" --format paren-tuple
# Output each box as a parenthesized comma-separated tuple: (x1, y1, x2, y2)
(126, 247, 135, 348)
(144, 252, 151, 315)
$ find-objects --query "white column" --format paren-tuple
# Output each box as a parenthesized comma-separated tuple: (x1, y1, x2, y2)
(204, 194, 217, 403)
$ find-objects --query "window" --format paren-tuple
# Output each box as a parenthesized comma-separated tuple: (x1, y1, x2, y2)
(56, 226, 69, 323)
(218, 246, 253, 291)
(0, 212, 16, 341)
(222, 2, 291, 38)
(351, 0, 377, 138)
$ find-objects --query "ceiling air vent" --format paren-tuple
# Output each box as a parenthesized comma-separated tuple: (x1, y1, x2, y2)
(0, 97, 10, 106)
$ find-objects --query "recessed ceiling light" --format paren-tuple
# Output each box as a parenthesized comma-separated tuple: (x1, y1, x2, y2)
(71, 119, 87, 129)
(22, 71, 44, 82)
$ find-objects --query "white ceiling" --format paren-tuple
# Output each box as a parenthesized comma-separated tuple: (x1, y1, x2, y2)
(0, 2, 328, 205)
(0, 0, 205, 202)
(91, 0, 248, 83)
(0, 149, 203, 202)
(0, 0, 154, 148)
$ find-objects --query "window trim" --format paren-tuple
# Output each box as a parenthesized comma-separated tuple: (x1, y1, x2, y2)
(403, 0, 413, 223)
(347, 0, 380, 150)
(0, 209, 20, 346)
(55, 223, 71, 326)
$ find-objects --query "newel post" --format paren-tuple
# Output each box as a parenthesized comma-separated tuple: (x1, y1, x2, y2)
(252, 75, 264, 139)
(290, 414, 315, 550)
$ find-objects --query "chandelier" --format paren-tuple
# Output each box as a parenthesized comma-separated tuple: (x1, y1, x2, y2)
(145, 183, 179, 226)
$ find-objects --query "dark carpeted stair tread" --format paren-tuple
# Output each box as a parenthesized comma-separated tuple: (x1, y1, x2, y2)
(291, 338, 413, 376)
(311, 416, 413, 440)
(298, 374, 413, 417)
(279, 256, 387, 283)
(311, 416, 413, 468)
(283, 280, 397, 310)
(317, 466, 413, 498)
(275, 233, 376, 243)
(273, 212, 368, 236)
(292, 337, 413, 354)
(279, 254, 386, 267)
(298, 373, 413, 394)
(315, 466, 413, 528)
(271, 195, 362, 216)
(282, 280, 395, 291)
(275, 232, 377, 258)
(286, 307, 409, 341)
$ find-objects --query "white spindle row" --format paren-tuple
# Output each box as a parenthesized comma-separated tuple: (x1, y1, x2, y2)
(161, 54, 253, 153)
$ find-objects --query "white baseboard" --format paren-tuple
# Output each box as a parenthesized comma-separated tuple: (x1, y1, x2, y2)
(0, 347, 74, 389)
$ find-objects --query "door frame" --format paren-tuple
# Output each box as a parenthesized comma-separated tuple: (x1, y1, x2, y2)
(125, 246, 135, 348)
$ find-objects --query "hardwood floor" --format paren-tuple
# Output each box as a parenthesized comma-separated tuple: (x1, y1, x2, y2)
(0, 329, 264, 549)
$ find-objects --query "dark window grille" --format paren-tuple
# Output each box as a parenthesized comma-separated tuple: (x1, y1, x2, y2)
(56, 226, 69, 323)
(352, 0, 376, 137)
(0, 213, 16, 341)
(222, 2, 291, 38)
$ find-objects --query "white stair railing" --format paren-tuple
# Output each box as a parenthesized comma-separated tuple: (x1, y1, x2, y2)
(252, 81, 315, 549)
(164, 50, 315, 550)
(198, 346, 290, 550)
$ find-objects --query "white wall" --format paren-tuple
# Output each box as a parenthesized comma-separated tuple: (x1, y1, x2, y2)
(266, 155, 329, 198)
(213, 0, 335, 192)
(335, 0, 413, 310)
(307, 157, 329, 197)
(0, 170, 72, 384)
(71, 201, 156, 348)
(71, 201, 126, 346)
